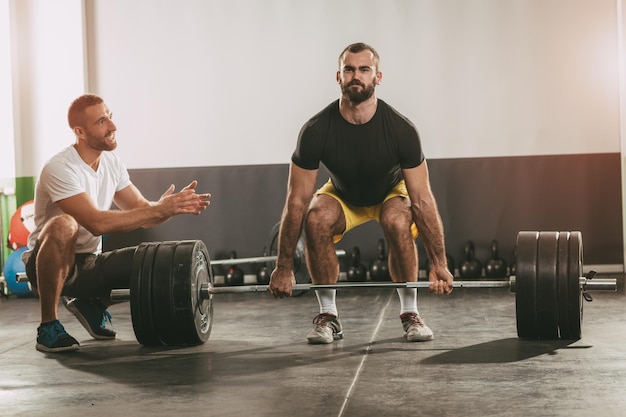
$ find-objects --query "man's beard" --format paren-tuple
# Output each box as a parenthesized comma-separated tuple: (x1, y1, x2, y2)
(85, 130, 117, 151)
(341, 79, 376, 104)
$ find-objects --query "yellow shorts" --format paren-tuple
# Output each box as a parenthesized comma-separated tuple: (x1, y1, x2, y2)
(315, 179, 419, 243)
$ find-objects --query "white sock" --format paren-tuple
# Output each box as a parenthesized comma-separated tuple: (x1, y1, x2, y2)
(315, 289, 338, 316)
(397, 288, 419, 315)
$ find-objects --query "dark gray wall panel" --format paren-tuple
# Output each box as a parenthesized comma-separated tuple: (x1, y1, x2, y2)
(424, 153, 623, 269)
(104, 153, 623, 274)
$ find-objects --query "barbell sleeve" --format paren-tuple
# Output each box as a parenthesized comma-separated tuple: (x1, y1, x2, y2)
(580, 278, 617, 291)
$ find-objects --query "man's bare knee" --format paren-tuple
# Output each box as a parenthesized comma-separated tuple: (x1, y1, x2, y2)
(305, 196, 344, 238)
(381, 213, 412, 238)
(381, 198, 412, 237)
(42, 214, 79, 238)
(39, 214, 79, 254)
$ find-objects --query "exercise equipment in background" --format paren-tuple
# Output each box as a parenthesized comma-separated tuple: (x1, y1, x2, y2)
(3, 246, 32, 296)
(7, 200, 35, 250)
(347, 246, 367, 282)
(369, 239, 390, 281)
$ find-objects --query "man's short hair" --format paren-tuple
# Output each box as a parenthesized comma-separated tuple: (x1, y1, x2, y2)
(338, 42, 380, 71)
(67, 94, 103, 129)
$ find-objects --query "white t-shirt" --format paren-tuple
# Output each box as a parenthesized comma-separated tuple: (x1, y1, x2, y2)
(26, 145, 132, 256)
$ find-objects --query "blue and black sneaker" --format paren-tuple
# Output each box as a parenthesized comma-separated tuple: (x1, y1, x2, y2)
(36, 320, 80, 353)
(65, 298, 116, 340)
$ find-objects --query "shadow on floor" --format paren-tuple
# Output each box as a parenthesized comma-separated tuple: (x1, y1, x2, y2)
(45, 335, 588, 391)
(420, 337, 589, 364)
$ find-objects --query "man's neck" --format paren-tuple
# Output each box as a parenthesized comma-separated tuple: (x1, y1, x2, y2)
(338, 95, 378, 125)
(73, 143, 102, 171)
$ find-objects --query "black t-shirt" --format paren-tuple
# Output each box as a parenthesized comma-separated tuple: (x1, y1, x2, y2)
(291, 99, 425, 207)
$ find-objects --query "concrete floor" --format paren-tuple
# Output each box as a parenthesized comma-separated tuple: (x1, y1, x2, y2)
(0, 275, 624, 417)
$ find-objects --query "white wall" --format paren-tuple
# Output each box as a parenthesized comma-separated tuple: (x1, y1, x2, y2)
(0, 0, 15, 185)
(8, 0, 85, 178)
(620, 0, 626, 270)
(85, 0, 621, 169)
(3, 1, 621, 172)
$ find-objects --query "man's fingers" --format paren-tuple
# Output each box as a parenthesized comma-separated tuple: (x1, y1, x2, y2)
(182, 180, 198, 191)
(161, 184, 176, 199)
(428, 280, 453, 295)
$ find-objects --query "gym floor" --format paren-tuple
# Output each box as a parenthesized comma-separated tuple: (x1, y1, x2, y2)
(1, 274, 624, 417)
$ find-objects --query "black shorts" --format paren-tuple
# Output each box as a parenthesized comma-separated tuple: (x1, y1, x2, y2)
(25, 241, 137, 299)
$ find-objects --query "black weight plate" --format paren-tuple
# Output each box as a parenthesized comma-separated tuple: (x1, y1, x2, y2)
(130, 244, 147, 344)
(264, 222, 280, 274)
(567, 231, 583, 340)
(151, 241, 179, 345)
(130, 242, 162, 346)
(557, 232, 571, 339)
(294, 233, 311, 285)
(264, 221, 280, 269)
(516, 231, 538, 338)
(140, 242, 162, 346)
(170, 240, 213, 345)
(536, 232, 559, 339)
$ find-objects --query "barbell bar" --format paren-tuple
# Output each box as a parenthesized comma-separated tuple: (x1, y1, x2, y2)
(110, 276, 616, 298)
(109, 280, 512, 300)
(211, 276, 616, 294)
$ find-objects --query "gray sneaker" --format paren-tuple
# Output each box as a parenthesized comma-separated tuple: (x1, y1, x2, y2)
(307, 313, 343, 344)
(400, 312, 434, 342)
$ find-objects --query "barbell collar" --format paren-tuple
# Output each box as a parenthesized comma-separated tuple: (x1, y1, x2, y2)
(210, 249, 346, 266)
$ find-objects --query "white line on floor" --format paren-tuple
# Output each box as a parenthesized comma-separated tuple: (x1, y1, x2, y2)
(337, 293, 394, 417)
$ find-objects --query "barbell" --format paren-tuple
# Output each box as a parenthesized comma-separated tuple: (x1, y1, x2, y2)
(108, 230, 617, 346)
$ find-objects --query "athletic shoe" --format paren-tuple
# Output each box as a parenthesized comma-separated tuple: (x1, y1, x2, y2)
(400, 312, 434, 342)
(36, 320, 80, 353)
(307, 313, 343, 344)
(66, 298, 116, 340)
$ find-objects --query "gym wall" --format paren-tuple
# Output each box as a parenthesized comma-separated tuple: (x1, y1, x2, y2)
(3, 0, 624, 272)
(103, 153, 622, 277)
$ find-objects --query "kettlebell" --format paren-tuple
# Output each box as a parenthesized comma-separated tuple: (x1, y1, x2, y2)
(225, 251, 245, 286)
(347, 246, 367, 282)
(485, 239, 508, 278)
(459, 241, 482, 279)
(256, 265, 270, 284)
(369, 239, 390, 281)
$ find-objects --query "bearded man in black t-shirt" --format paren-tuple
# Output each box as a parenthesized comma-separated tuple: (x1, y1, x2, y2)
(268, 42, 454, 344)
